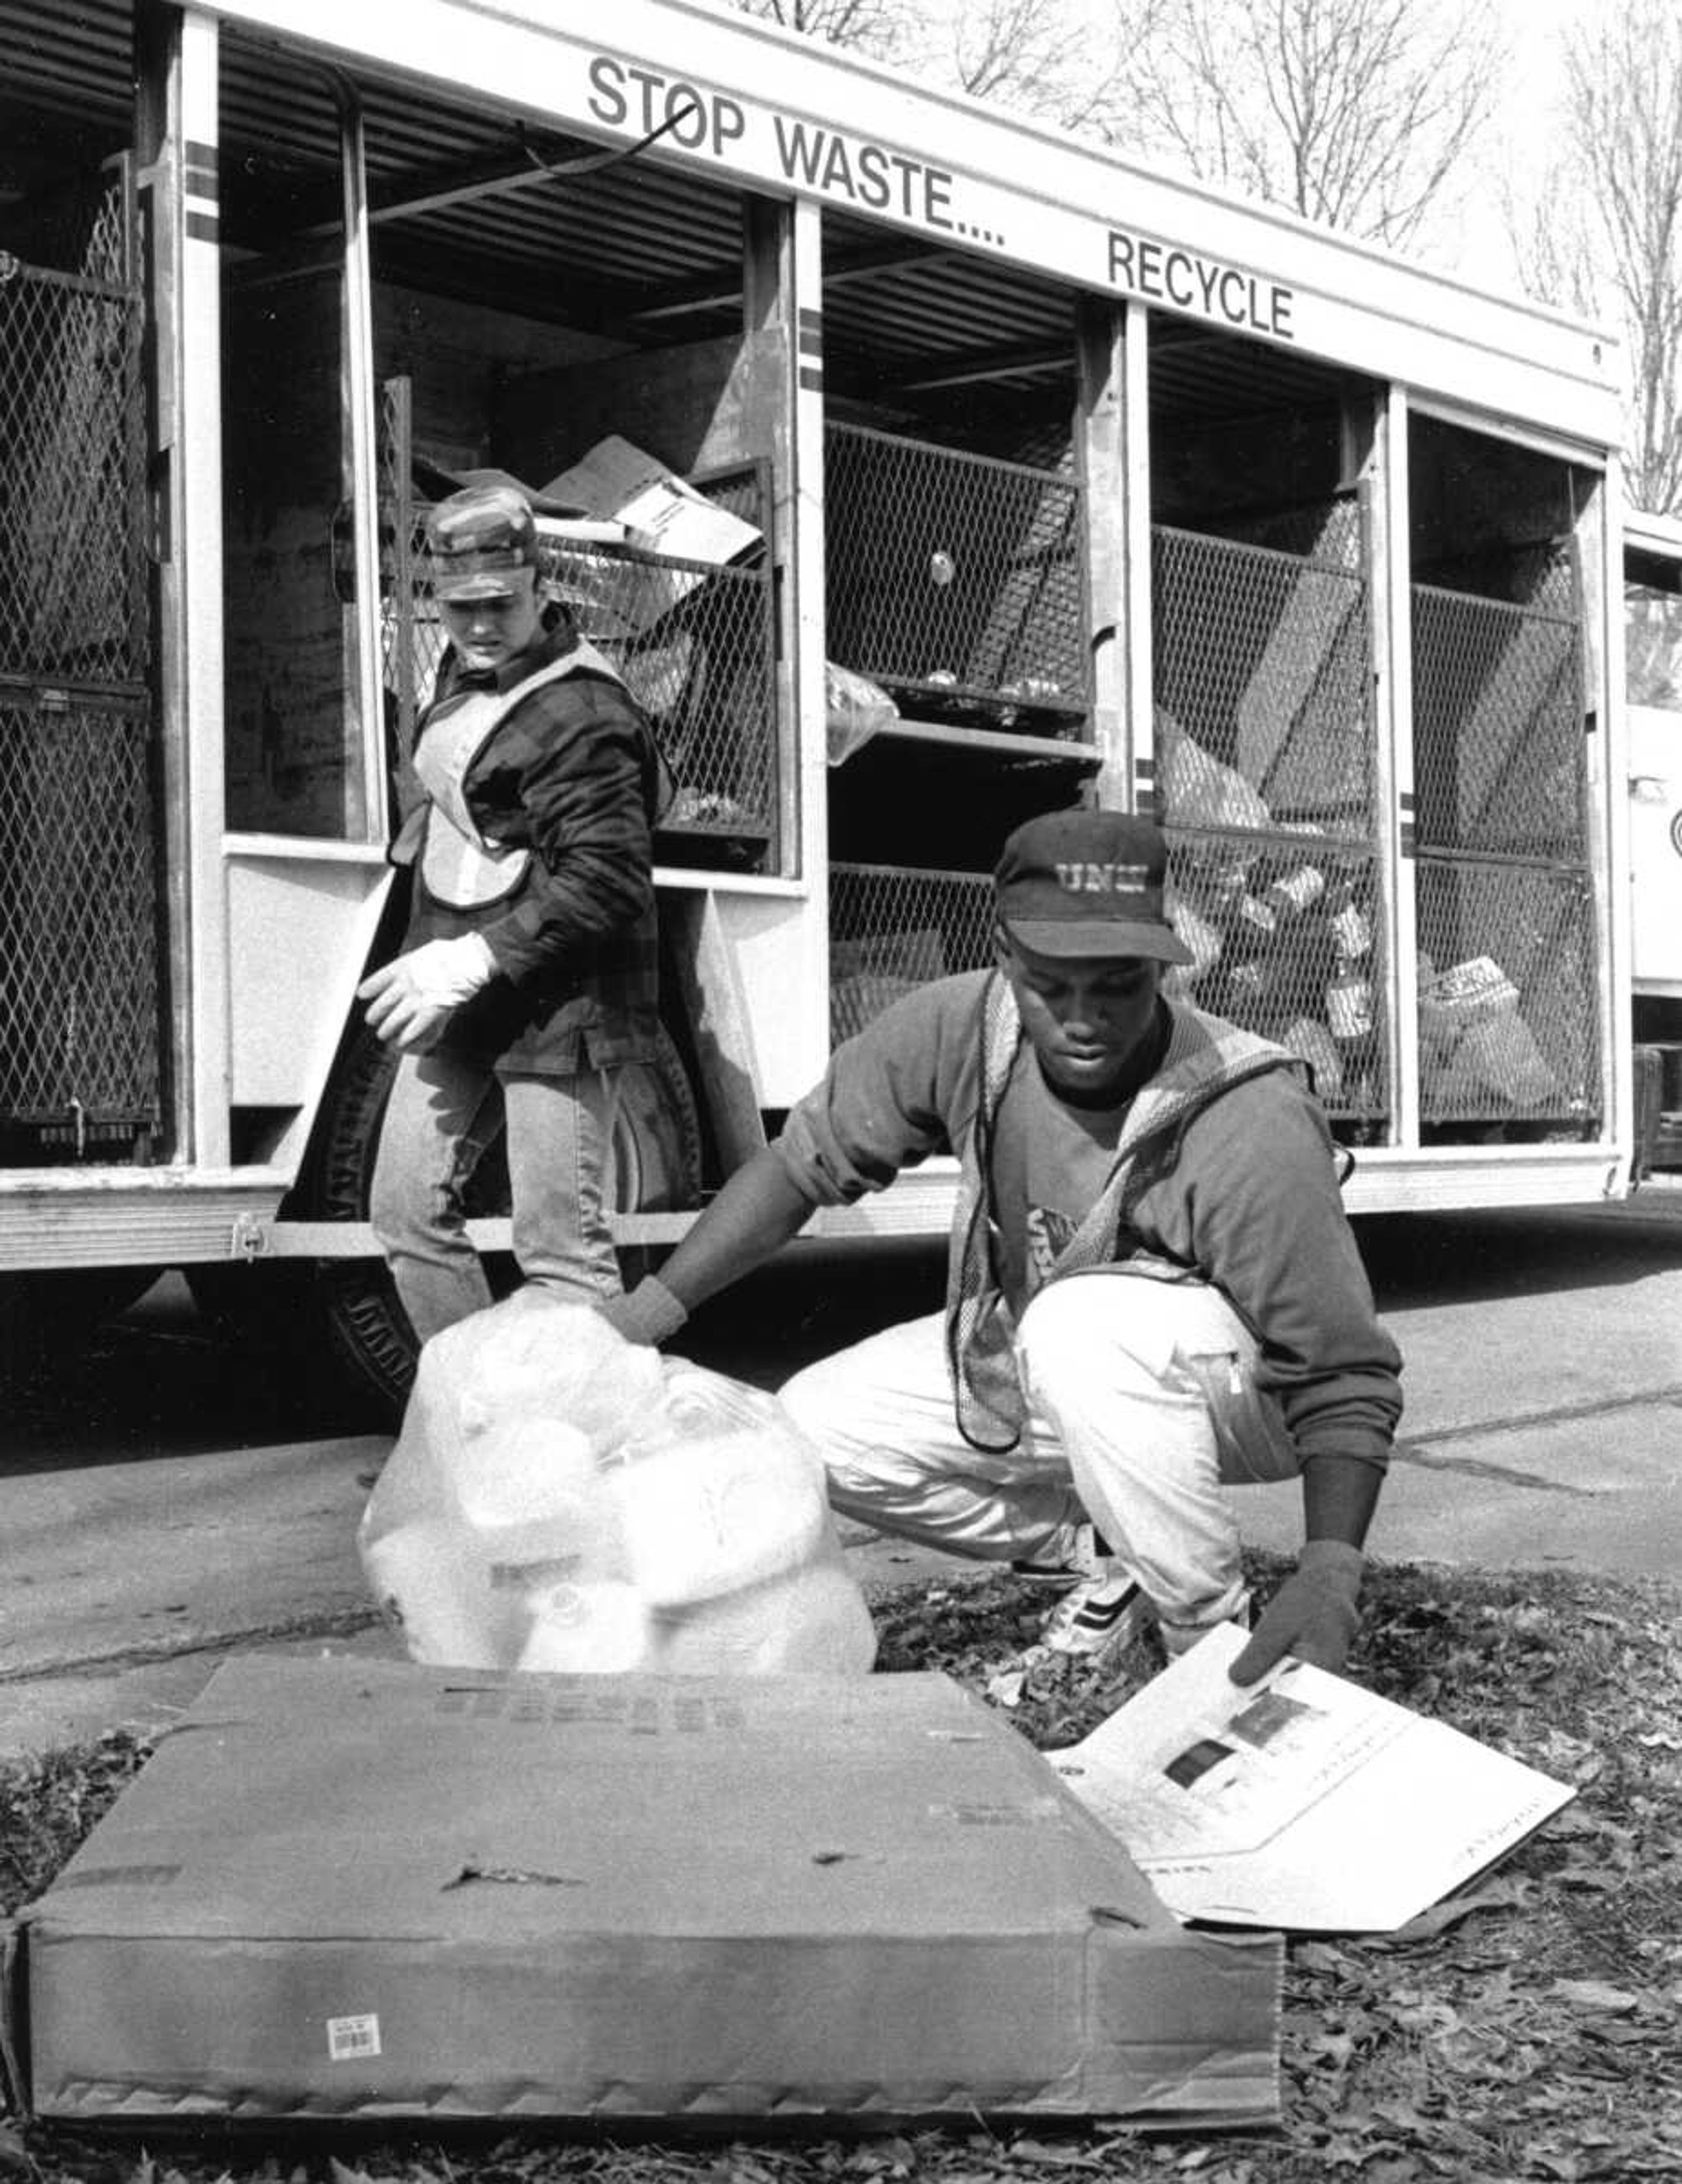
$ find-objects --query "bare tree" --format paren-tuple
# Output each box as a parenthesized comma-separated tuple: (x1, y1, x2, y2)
(1099, 0, 1498, 254)
(1512, 2, 1682, 516)
(931, 0, 1122, 131)
(721, 0, 1120, 130)
(723, 0, 906, 63)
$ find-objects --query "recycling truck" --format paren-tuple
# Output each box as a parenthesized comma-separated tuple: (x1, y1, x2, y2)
(0, 0, 1668, 1412)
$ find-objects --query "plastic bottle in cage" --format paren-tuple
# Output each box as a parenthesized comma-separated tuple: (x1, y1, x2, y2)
(1236, 893, 1278, 940)
(1325, 880, 1372, 963)
(1261, 862, 1327, 927)
(1326, 956, 1375, 1045)
(1226, 955, 1293, 1024)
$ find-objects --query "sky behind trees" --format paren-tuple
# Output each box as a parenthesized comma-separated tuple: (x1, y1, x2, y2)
(714, 0, 1680, 507)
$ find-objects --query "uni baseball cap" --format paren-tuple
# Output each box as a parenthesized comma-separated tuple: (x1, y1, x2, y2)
(427, 482, 539, 602)
(995, 808, 1192, 963)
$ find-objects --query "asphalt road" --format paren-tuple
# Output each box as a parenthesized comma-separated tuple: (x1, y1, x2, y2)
(2, 1191, 1679, 1757)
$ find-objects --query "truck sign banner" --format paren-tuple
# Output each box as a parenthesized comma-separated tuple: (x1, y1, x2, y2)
(586, 53, 1296, 338)
(192, 0, 1618, 441)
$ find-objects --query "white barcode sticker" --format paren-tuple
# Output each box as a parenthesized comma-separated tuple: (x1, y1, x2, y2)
(326, 2013, 382, 2061)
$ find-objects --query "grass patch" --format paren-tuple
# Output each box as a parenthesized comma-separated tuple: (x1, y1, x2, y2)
(4, 1552, 1680, 2183)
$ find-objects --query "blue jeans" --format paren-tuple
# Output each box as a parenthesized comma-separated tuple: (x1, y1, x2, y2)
(370, 1047, 622, 1346)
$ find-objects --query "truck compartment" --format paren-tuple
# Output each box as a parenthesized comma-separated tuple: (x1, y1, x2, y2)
(1409, 415, 1600, 1143)
(1145, 322, 1389, 1137)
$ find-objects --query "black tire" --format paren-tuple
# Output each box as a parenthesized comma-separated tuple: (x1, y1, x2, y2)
(306, 1020, 704, 1421)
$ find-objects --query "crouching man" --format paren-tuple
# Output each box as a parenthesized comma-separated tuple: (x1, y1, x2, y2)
(602, 808, 1402, 1685)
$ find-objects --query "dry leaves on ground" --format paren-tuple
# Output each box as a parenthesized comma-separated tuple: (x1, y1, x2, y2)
(4, 1553, 1679, 2184)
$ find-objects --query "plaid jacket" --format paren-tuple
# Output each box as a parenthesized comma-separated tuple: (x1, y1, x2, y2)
(397, 613, 663, 1076)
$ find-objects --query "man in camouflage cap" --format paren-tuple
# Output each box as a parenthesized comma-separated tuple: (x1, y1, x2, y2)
(358, 480, 665, 1354)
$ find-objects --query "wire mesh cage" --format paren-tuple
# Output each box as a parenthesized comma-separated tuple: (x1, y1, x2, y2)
(0, 695, 159, 1150)
(1150, 502, 1382, 1129)
(1163, 836, 1388, 1122)
(1415, 857, 1598, 1126)
(377, 451, 778, 865)
(1153, 504, 1372, 836)
(547, 537, 777, 852)
(0, 164, 157, 1156)
(1411, 563, 1596, 1132)
(824, 422, 1092, 736)
(1412, 583, 1585, 860)
(0, 172, 146, 685)
(830, 863, 996, 1044)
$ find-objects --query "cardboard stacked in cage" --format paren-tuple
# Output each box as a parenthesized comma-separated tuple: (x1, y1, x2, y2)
(539, 434, 762, 637)
(7, 1655, 1282, 2130)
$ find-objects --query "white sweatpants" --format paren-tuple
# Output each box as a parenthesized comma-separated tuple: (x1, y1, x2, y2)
(778, 1268, 1299, 1651)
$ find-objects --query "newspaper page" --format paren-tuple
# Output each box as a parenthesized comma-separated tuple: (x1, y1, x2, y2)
(1051, 1622, 1574, 1931)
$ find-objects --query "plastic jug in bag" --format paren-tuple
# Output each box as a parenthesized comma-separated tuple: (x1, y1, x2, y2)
(358, 1291, 659, 1667)
(610, 1366, 828, 1606)
(604, 1361, 876, 1674)
(357, 1289, 876, 1676)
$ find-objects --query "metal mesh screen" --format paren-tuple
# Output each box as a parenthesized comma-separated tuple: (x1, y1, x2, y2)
(378, 378, 418, 794)
(830, 863, 994, 1044)
(0, 180, 146, 683)
(1412, 584, 1585, 858)
(825, 423, 1091, 734)
(1413, 567, 1596, 1129)
(1154, 508, 1371, 831)
(0, 165, 158, 1155)
(1163, 840, 1387, 1119)
(0, 695, 159, 1145)
(1414, 859, 1597, 1125)
(379, 446, 777, 862)
(1153, 505, 1384, 1126)
(545, 538, 776, 850)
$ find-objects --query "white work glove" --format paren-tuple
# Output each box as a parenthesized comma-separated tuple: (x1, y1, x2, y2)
(358, 933, 497, 1051)
(1229, 1539, 1365, 1685)
(594, 1274, 689, 1348)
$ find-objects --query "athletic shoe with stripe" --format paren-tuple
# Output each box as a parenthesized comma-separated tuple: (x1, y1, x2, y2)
(1010, 1520, 1110, 1591)
(1039, 1566, 1150, 1661)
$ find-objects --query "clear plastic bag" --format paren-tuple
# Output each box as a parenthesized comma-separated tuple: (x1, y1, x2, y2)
(825, 660, 899, 766)
(357, 1289, 876, 1677)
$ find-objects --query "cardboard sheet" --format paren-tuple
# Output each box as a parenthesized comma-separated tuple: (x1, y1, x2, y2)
(1052, 1623, 1574, 1932)
(11, 1656, 1281, 2128)
(542, 436, 761, 567)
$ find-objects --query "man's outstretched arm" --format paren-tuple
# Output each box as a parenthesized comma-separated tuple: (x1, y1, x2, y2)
(597, 1144, 817, 1344)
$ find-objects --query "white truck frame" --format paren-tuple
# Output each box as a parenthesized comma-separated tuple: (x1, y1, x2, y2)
(0, 0, 1649, 1405)
(1623, 508, 1682, 1168)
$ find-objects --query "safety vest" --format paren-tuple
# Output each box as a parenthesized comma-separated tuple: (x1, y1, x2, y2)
(410, 639, 628, 909)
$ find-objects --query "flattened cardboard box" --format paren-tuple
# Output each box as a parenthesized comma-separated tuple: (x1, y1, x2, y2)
(10, 1657, 1280, 2127)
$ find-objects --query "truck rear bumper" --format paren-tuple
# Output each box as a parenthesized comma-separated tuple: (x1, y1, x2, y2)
(0, 1143, 1637, 1272)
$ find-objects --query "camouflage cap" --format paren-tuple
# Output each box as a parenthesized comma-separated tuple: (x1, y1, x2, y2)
(426, 482, 539, 601)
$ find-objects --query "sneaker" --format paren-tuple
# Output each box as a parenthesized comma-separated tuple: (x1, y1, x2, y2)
(1010, 1521, 1111, 1591)
(1039, 1567, 1149, 1661)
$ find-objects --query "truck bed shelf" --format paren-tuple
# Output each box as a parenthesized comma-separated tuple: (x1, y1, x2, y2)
(876, 717, 1099, 763)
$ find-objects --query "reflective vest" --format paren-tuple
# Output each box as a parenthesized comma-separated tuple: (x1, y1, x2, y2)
(410, 639, 628, 909)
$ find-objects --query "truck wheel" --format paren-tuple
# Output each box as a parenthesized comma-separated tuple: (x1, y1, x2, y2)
(308, 1020, 704, 1421)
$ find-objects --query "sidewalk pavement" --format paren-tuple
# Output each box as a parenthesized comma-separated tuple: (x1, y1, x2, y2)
(3, 1193, 1680, 1761)
(4, 1401, 1678, 1764)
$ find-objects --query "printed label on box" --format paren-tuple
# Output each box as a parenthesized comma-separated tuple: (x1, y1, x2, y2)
(326, 2014, 382, 2062)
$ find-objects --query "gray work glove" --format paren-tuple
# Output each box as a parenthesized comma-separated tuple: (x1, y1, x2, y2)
(1229, 1538, 1364, 1684)
(595, 1274, 689, 1348)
